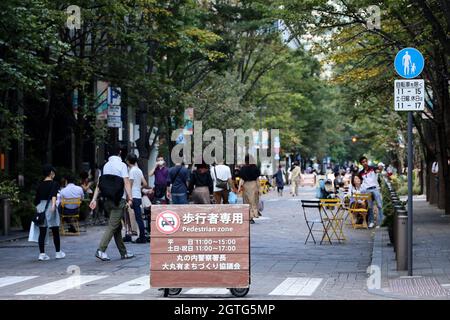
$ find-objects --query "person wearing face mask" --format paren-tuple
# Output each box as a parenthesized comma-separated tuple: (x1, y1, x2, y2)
(149, 156, 169, 203)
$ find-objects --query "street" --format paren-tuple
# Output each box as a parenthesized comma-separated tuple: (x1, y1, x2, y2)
(0, 187, 382, 300)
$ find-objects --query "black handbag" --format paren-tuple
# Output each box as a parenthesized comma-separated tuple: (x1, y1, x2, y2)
(214, 166, 229, 189)
(32, 182, 54, 225)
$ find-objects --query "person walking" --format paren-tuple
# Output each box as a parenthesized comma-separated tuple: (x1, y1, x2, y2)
(33, 165, 65, 261)
(211, 160, 234, 204)
(89, 144, 134, 261)
(359, 156, 384, 228)
(189, 162, 214, 204)
(273, 165, 285, 196)
(149, 156, 169, 203)
(290, 161, 301, 197)
(126, 153, 148, 244)
(167, 162, 190, 204)
(238, 155, 261, 224)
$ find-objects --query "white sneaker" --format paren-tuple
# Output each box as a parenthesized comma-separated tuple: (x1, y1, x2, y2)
(375, 226, 380, 229)
(38, 253, 50, 261)
(368, 222, 375, 229)
(55, 251, 66, 259)
(95, 250, 110, 261)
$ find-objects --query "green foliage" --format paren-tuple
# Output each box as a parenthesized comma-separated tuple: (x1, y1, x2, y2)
(0, 178, 20, 204)
(381, 179, 394, 228)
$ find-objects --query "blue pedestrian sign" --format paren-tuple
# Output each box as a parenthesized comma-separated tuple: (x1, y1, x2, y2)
(394, 48, 424, 79)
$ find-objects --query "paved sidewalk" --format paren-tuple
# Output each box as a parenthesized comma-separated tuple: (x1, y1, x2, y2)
(370, 195, 450, 299)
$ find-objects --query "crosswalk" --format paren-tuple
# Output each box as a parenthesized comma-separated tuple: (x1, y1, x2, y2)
(0, 275, 323, 298)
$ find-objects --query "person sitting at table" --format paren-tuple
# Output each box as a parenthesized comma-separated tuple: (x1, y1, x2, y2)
(349, 174, 368, 223)
(59, 175, 84, 233)
(80, 171, 93, 199)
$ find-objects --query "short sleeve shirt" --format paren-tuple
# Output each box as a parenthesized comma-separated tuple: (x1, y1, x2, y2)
(102, 156, 129, 199)
(211, 164, 232, 192)
(129, 166, 144, 199)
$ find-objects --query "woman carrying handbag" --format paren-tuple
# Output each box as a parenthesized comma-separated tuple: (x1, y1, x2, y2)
(33, 165, 65, 261)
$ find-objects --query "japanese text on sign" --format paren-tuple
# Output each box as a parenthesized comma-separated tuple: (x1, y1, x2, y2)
(394, 79, 425, 111)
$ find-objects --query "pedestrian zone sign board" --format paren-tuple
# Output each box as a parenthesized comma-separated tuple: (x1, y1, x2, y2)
(394, 48, 424, 79)
(150, 204, 250, 288)
(394, 79, 425, 111)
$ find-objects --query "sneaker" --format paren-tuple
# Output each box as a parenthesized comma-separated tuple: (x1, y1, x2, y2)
(134, 237, 147, 244)
(121, 252, 135, 259)
(95, 250, 111, 261)
(368, 222, 375, 229)
(38, 253, 50, 261)
(122, 235, 132, 242)
(55, 251, 66, 259)
(375, 225, 380, 229)
(250, 219, 255, 224)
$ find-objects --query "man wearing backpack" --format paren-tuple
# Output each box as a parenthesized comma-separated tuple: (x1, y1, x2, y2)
(89, 144, 135, 261)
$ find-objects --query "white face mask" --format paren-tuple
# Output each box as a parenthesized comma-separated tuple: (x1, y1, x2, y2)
(157, 160, 164, 166)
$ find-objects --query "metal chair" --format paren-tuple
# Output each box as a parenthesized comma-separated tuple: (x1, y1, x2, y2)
(60, 198, 81, 236)
(301, 200, 332, 245)
(319, 198, 346, 242)
(348, 193, 371, 229)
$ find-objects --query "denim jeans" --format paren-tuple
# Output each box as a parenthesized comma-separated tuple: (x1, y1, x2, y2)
(171, 193, 188, 204)
(368, 189, 383, 225)
(132, 198, 146, 239)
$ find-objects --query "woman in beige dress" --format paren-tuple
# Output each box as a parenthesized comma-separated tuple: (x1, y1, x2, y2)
(238, 155, 261, 224)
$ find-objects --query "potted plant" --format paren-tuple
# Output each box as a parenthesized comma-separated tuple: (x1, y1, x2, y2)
(381, 180, 394, 244)
(0, 178, 20, 230)
(13, 193, 35, 231)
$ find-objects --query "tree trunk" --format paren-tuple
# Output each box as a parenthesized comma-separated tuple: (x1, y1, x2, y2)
(17, 89, 25, 186)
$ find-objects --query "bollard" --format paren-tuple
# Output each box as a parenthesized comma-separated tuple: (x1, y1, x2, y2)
(0, 198, 11, 236)
(396, 213, 408, 271)
(393, 207, 405, 254)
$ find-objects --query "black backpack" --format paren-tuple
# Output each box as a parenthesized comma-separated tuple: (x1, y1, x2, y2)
(98, 165, 124, 205)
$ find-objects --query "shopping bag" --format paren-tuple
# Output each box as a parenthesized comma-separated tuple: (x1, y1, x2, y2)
(142, 195, 152, 208)
(228, 191, 237, 204)
(28, 222, 49, 244)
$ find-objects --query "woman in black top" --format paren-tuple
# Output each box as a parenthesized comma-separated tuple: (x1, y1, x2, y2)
(238, 155, 261, 224)
(189, 163, 214, 204)
(33, 165, 65, 261)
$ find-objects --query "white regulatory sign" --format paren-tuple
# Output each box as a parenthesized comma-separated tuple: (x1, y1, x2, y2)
(394, 79, 425, 111)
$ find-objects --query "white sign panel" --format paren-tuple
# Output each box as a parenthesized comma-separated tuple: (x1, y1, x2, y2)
(394, 79, 425, 111)
(107, 116, 122, 128)
(108, 105, 121, 117)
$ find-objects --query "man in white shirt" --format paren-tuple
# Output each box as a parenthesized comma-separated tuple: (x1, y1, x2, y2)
(59, 176, 84, 233)
(211, 161, 234, 204)
(359, 156, 383, 228)
(90, 144, 134, 261)
(126, 153, 148, 244)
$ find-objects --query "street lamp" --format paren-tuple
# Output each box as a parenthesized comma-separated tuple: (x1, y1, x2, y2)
(351, 136, 358, 143)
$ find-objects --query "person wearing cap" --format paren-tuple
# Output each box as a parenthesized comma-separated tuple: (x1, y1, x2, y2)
(33, 165, 65, 261)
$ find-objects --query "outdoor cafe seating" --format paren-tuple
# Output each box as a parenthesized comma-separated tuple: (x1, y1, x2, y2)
(60, 198, 82, 236)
